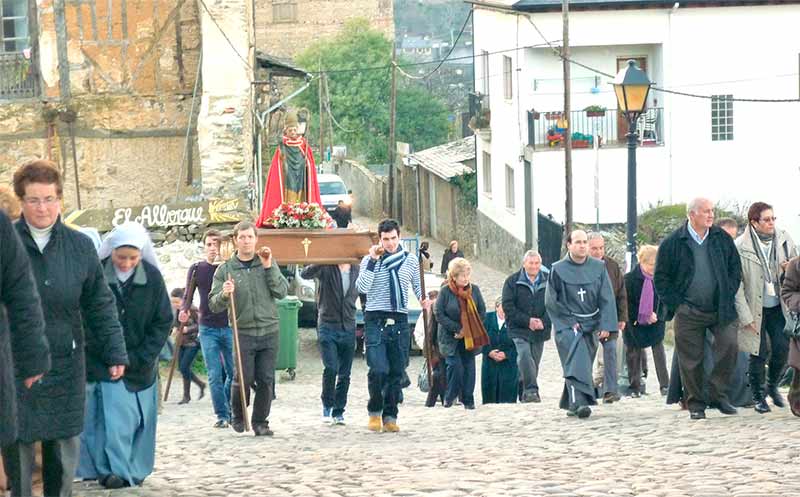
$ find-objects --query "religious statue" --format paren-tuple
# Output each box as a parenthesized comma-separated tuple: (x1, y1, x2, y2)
(256, 111, 322, 227)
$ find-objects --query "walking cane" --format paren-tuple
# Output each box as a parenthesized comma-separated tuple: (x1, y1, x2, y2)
(163, 324, 185, 401)
(229, 280, 251, 433)
(419, 257, 433, 388)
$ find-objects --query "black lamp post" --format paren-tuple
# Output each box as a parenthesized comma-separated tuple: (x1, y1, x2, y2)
(613, 60, 652, 271)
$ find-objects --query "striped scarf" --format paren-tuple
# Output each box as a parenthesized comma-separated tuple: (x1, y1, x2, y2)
(383, 249, 408, 311)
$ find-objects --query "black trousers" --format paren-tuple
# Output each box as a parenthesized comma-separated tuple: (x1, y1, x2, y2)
(749, 305, 788, 398)
(232, 333, 279, 426)
(626, 342, 669, 392)
(673, 304, 738, 412)
(2, 436, 80, 497)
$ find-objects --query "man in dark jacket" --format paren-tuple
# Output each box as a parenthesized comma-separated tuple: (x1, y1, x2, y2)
(588, 233, 628, 403)
(301, 263, 360, 425)
(502, 250, 551, 403)
(4, 160, 128, 497)
(654, 197, 742, 420)
(0, 209, 50, 454)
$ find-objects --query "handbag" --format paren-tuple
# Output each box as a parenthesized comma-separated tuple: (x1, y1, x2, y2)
(417, 360, 430, 393)
(786, 312, 800, 339)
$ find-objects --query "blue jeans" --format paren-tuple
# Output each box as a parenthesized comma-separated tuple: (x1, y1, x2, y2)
(198, 326, 234, 422)
(318, 323, 356, 417)
(364, 313, 409, 422)
(179, 345, 200, 379)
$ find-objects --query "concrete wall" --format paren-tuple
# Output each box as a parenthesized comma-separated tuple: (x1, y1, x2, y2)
(335, 159, 387, 220)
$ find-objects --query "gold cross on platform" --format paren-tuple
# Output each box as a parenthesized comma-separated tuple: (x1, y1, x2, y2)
(301, 238, 312, 257)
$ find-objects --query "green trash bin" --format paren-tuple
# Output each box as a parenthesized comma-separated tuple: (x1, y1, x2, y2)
(276, 296, 303, 378)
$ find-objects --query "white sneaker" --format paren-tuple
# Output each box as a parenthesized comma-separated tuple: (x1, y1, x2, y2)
(322, 407, 332, 424)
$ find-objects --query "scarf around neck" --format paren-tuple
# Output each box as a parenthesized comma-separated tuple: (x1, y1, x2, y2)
(382, 248, 408, 311)
(448, 281, 489, 351)
(637, 265, 655, 325)
(749, 224, 778, 286)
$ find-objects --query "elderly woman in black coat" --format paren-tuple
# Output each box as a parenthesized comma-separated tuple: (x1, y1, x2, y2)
(434, 257, 487, 409)
(3, 160, 128, 497)
(624, 244, 669, 397)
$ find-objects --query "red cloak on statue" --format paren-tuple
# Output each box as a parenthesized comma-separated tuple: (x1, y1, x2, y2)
(256, 136, 322, 227)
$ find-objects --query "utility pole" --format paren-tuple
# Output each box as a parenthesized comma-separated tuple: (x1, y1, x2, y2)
(318, 65, 325, 164)
(388, 42, 398, 218)
(562, 0, 573, 239)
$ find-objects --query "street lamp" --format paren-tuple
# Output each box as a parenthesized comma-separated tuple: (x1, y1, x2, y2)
(613, 59, 652, 271)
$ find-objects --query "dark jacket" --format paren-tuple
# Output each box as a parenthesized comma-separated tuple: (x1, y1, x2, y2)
(781, 256, 800, 314)
(87, 258, 172, 392)
(440, 249, 464, 275)
(175, 306, 200, 347)
(434, 283, 486, 357)
(502, 268, 552, 342)
(624, 265, 665, 349)
(481, 311, 518, 404)
(602, 256, 628, 337)
(0, 211, 50, 446)
(300, 263, 360, 328)
(15, 217, 128, 443)
(654, 221, 742, 324)
(331, 205, 352, 228)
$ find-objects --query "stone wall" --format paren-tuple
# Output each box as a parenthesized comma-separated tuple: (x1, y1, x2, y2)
(476, 210, 527, 275)
(254, 0, 394, 60)
(334, 160, 387, 220)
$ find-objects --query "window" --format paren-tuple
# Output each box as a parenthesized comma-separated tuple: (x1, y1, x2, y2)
(1, 0, 29, 52)
(482, 152, 492, 195)
(503, 55, 512, 100)
(505, 164, 515, 210)
(480, 50, 489, 97)
(272, 1, 297, 23)
(711, 94, 733, 141)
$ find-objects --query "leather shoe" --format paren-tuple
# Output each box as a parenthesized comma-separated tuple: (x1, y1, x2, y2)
(576, 406, 592, 418)
(754, 399, 771, 414)
(602, 392, 616, 404)
(231, 420, 245, 433)
(767, 385, 786, 408)
(630, 391, 641, 399)
(689, 410, 706, 420)
(713, 400, 738, 415)
(253, 423, 273, 437)
(464, 404, 475, 410)
(101, 475, 127, 489)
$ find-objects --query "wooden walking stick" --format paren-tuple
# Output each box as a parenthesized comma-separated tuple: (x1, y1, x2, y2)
(229, 279, 251, 433)
(163, 324, 185, 401)
(419, 257, 433, 388)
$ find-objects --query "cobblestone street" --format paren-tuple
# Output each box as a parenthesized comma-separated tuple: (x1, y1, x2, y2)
(72, 225, 800, 497)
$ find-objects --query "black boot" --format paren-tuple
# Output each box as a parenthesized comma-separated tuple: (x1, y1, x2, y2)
(749, 365, 770, 414)
(178, 377, 191, 405)
(192, 373, 206, 400)
(767, 383, 786, 408)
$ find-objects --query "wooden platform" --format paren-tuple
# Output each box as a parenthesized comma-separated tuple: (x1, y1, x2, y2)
(221, 228, 378, 265)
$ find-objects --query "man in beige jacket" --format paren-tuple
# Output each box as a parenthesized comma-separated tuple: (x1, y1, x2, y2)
(734, 202, 796, 413)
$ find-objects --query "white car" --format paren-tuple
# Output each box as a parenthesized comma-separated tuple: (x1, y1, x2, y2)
(317, 173, 351, 213)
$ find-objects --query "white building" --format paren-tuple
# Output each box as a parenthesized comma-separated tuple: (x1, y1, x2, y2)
(470, 0, 800, 257)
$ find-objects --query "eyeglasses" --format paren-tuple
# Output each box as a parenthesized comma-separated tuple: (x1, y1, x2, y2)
(23, 196, 60, 207)
(759, 216, 777, 223)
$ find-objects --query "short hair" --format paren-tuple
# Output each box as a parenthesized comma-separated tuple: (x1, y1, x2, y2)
(447, 257, 471, 280)
(0, 185, 21, 220)
(203, 228, 222, 244)
(420, 241, 429, 250)
(747, 202, 773, 224)
(717, 218, 738, 230)
(637, 244, 658, 264)
(233, 221, 256, 238)
(448, 240, 458, 249)
(566, 229, 587, 245)
(13, 159, 63, 199)
(522, 249, 541, 262)
(378, 218, 400, 236)
(686, 197, 711, 216)
(170, 287, 185, 299)
(427, 289, 439, 299)
(587, 232, 605, 242)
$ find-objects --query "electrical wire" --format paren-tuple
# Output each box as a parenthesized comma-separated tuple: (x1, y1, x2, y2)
(395, 10, 473, 80)
(322, 73, 358, 133)
(197, 0, 253, 72)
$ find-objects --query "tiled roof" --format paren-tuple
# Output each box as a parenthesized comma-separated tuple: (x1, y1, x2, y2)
(407, 137, 476, 181)
(511, 0, 789, 12)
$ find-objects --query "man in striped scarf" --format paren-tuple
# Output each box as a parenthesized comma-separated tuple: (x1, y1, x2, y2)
(356, 219, 425, 433)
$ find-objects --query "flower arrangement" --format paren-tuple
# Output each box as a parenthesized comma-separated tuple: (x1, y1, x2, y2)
(268, 202, 336, 229)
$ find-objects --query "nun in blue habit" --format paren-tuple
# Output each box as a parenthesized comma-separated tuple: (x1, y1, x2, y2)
(77, 221, 173, 489)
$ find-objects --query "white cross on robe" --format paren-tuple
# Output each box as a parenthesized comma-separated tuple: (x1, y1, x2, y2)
(577, 288, 587, 302)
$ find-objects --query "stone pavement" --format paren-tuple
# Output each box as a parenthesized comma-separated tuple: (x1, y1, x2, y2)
(69, 218, 800, 497)
(72, 335, 800, 497)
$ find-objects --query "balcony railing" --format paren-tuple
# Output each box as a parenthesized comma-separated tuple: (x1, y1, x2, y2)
(528, 107, 664, 150)
(0, 52, 38, 100)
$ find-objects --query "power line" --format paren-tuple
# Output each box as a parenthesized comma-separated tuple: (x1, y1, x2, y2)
(524, 15, 800, 103)
(395, 10, 473, 80)
(197, 0, 253, 72)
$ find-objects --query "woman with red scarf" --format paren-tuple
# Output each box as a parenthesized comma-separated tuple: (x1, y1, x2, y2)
(434, 258, 488, 409)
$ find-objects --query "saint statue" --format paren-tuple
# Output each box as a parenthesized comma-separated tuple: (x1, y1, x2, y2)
(256, 111, 322, 227)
